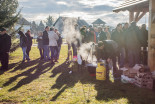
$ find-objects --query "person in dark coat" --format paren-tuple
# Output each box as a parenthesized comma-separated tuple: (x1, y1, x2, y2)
(18, 31, 30, 62)
(0, 28, 11, 70)
(98, 27, 107, 42)
(111, 23, 125, 68)
(57, 32, 62, 59)
(37, 32, 44, 60)
(96, 40, 118, 80)
(43, 26, 50, 61)
(140, 24, 148, 65)
(87, 28, 96, 43)
(25, 30, 33, 57)
(125, 21, 141, 67)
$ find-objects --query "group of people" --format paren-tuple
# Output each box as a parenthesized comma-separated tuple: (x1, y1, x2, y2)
(78, 21, 148, 79)
(18, 26, 62, 64)
(0, 21, 148, 77)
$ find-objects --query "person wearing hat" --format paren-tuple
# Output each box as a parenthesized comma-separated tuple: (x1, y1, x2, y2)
(125, 21, 141, 67)
(96, 40, 119, 80)
(25, 30, 33, 57)
(87, 27, 96, 43)
(0, 28, 11, 70)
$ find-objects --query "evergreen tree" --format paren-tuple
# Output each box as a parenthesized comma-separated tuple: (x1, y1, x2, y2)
(45, 15, 53, 27)
(0, 0, 20, 29)
(30, 21, 38, 34)
(38, 21, 45, 31)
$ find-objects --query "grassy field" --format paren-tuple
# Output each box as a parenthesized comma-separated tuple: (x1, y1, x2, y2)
(0, 45, 155, 104)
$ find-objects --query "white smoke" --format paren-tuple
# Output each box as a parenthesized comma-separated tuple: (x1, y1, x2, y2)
(62, 17, 97, 64)
(62, 18, 81, 45)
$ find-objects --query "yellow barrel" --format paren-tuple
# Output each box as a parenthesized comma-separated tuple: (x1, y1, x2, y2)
(96, 62, 106, 80)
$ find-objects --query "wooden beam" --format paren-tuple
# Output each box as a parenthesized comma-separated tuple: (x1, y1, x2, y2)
(148, 0, 155, 71)
(129, 11, 134, 23)
(136, 12, 147, 22)
(152, 13, 155, 23)
(134, 12, 140, 21)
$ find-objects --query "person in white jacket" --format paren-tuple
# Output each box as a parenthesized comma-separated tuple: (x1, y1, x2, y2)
(48, 27, 59, 64)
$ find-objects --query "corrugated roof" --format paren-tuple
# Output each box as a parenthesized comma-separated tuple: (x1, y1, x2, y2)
(92, 18, 106, 25)
(113, 0, 149, 13)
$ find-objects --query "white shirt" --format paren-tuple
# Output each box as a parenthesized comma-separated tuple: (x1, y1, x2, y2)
(48, 31, 59, 46)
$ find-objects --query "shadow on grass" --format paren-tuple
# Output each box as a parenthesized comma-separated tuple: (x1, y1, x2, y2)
(50, 63, 155, 104)
(3, 60, 54, 91)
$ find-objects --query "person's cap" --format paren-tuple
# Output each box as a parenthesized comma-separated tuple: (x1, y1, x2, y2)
(98, 41, 104, 47)
(0, 28, 6, 32)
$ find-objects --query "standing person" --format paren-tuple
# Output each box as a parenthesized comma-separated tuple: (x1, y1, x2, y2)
(87, 28, 96, 43)
(37, 32, 44, 60)
(48, 27, 59, 64)
(18, 31, 30, 62)
(140, 24, 148, 65)
(125, 22, 141, 67)
(104, 27, 111, 40)
(25, 30, 33, 57)
(43, 26, 50, 61)
(123, 23, 129, 64)
(111, 23, 125, 68)
(80, 26, 87, 43)
(0, 28, 11, 70)
(98, 27, 107, 42)
(57, 32, 62, 60)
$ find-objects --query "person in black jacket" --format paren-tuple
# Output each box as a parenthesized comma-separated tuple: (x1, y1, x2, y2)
(140, 24, 148, 65)
(125, 22, 141, 67)
(25, 30, 33, 57)
(96, 40, 118, 80)
(18, 31, 30, 62)
(57, 32, 62, 59)
(0, 28, 11, 70)
(111, 23, 125, 68)
(43, 26, 50, 61)
(98, 27, 107, 41)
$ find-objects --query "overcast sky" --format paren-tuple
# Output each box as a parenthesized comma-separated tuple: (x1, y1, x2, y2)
(18, 0, 148, 26)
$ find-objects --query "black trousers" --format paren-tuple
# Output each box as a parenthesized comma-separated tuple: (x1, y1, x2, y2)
(26, 46, 31, 57)
(0, 52, 9, 70)
(39, 48, 44, 59)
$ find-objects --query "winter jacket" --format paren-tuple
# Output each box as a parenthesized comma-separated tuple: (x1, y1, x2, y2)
(48, 31, 59, 46)
(43, 30, 49, 45)
(57, 35, 62, 47)
(96, 40, 118, 61)
(20, 34, 27, 47)
(37, 36, 43, 48)
(25, 33, 33, 47)
(98, 31, 107, 41)
(125, 26, 141, 50)
(140, 28, 148, 48)
(0, 33, 11, 53)
(111, 29, 125, 48)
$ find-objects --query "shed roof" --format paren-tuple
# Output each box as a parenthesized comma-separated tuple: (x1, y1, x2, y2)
(113, 0, 149, 13)
(92, 18, 106, 25)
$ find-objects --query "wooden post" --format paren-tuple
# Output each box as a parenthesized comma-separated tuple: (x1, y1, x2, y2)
(148, 0, 155, 71)
(129, 11, 134, 23)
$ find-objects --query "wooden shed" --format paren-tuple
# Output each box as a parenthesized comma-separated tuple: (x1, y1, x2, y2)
(113, 0, 155, 71)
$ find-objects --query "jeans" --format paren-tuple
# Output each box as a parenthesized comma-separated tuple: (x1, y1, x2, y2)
(43, 45, 50, 60)
(128, 49, 139, 67)
(22, 47, 29, 60)
(119, 47, 126, 68)
(50, 46, 58, 60)
(71, 43, 77, 56)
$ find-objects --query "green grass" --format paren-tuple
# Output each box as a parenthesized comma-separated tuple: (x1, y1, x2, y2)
(0, 45, 155, 104)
